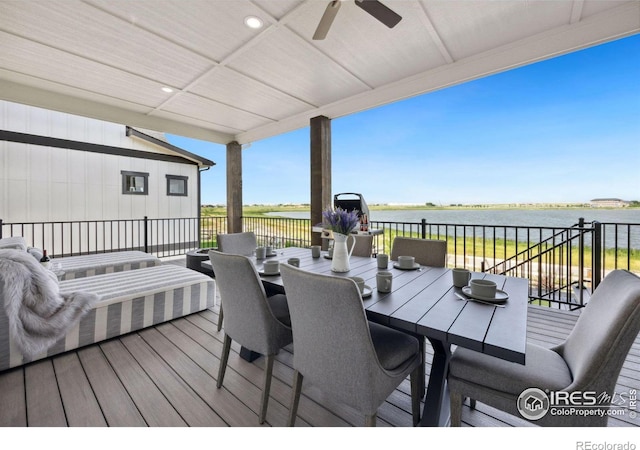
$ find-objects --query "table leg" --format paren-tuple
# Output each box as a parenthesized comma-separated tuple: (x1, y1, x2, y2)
(420, 338, 452, 427)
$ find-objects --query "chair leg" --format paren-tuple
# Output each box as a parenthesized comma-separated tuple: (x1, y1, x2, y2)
(409, 365, 422, 426)
(365, 413, 377, 427)
(259, 355, 274, 424)
(217, 334, 231, 388)
(450, 389, 463, 427)
(217, 304, 224, 331)
(288, 370, 304, 427)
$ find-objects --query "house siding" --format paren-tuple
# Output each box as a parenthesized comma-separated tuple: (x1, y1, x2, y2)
(0, 101, 206, 254)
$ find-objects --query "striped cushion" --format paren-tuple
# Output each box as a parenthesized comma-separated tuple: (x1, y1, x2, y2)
(54, 251, 161, 280)
(0, 265, 215, 371)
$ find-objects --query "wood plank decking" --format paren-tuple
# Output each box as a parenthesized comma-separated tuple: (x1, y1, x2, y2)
(0, 261, 638, 428)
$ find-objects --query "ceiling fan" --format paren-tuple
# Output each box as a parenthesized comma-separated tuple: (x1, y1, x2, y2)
(313, 0, 402, 40)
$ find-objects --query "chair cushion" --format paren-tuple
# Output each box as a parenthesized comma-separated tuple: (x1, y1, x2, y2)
(449, 343, 573, 395)
(368, 322, 419, 370)
(267, 293, 291, 327)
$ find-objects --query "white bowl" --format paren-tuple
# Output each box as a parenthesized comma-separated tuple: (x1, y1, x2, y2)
(470, 279, 497, 298)
(397, 255, 415, 268)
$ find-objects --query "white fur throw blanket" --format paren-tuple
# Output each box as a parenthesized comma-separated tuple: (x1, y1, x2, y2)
(0, 249, 99, 358)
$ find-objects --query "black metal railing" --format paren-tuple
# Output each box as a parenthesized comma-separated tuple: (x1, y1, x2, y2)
(2, 215, 638, 308)
(0, 216, 227, 258)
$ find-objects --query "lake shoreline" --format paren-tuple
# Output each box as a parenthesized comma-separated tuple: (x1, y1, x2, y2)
(202, 203, 639, 217)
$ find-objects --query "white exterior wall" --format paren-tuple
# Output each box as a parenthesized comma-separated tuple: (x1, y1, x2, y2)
(0, 101, 199, 223)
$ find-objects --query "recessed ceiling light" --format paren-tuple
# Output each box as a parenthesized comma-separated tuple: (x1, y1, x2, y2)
(161, 86, 174, 93)
(244, 16, 263, 29)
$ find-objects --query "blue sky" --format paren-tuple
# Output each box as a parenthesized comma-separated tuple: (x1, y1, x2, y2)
(167, 34, 640, 206)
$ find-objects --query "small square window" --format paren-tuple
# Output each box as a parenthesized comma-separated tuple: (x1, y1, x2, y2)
(166, 175, 188, 197)
(121, 171, 149, 195)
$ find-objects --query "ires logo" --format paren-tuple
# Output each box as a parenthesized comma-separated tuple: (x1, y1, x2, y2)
(516, 388, 636, 421)
(550, 391, 598, 406)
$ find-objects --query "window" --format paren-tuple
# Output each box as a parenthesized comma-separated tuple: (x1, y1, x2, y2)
(166, 174, 188, 196)
(121, 171, 148, 195)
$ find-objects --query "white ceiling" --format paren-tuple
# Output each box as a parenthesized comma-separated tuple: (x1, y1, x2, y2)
(0, 0, 638, 146)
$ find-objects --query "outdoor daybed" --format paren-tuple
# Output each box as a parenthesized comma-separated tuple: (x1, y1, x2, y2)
(0, 236, 162, 280)
(50, 250, 162, 280)
(0, 248, 215, 372)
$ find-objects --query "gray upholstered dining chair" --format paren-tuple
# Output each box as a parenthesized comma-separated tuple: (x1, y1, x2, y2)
(208, 250, 292, 424)
(280, 264, 422, 427)
(215, 232, 258, 331)
(347, 234, 374, 258)
(217, 231, 258, 257)
(449, 269, 640, 427)
(390, 236, 447, 267)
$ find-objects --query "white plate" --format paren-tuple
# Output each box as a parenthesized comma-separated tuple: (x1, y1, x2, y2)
(259, 270, 280, 276)
(461, 286, 509, 303)
(393, 262, 420, 270)
(361, 285, 372, 298)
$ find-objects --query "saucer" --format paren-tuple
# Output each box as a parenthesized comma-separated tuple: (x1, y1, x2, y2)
(393, 262, 420, 270)
(265, 252, 278, 257)
(259, 270, 280, 276)
(323, 254, 332, 260)
(461, 286, 509, 303)
(361, 285, 372, 298)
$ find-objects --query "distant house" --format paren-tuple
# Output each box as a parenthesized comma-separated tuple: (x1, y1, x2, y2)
(0, 101, 215, 254)
(590, 198, 630, 208)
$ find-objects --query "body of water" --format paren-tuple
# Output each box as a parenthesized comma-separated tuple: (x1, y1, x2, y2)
(265, 208, 640, 249)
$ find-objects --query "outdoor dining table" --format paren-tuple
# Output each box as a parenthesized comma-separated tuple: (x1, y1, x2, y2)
(203, 246, 528, 427)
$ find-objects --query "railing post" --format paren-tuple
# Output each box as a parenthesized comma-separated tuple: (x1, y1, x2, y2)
(592, 221, 602, 290)
(578, 217, 585, 305)
(421, 218, 426, 240)
(144, 216, 149, 254)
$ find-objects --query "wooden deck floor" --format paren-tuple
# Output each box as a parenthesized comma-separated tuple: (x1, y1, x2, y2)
(0, 261, 638, 429)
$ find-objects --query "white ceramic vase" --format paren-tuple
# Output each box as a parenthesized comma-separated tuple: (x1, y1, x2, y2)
(331, 232, 355, 273)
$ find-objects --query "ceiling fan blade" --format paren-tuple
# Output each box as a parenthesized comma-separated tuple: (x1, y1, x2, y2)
(354, 0, 402, 28)
(313, 1, 342, 40)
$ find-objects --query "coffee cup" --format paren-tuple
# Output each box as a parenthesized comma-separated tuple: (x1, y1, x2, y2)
(255, 246, 267, 260)
(470, 279, 497, 298)
(328, 247, 334, 258)
(377, 253, 389, 269)
(376, 271, 393, 293)
(397, 255, 415, 269)
(452, 268, 471, 288)
(263, 260, 280, 275)
(348, 276, 365, 294)
(287, 257, 300, 267)
(311, 245, 321, 258)
(266, 245, 273, 255)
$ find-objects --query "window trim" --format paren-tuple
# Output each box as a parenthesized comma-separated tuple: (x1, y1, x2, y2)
(166, 174, 188, 197)
(121, 170, 149, 195)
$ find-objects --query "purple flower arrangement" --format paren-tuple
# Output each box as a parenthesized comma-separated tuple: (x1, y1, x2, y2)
(321, 207, 360, 235)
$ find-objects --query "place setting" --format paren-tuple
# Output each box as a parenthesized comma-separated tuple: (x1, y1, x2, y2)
(255, 245, 279, 260)
(258, 260, 281, 277)
(393, 255, 421, 270)
(349, 276, 373, 299)
(452, 268, 508, 307)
